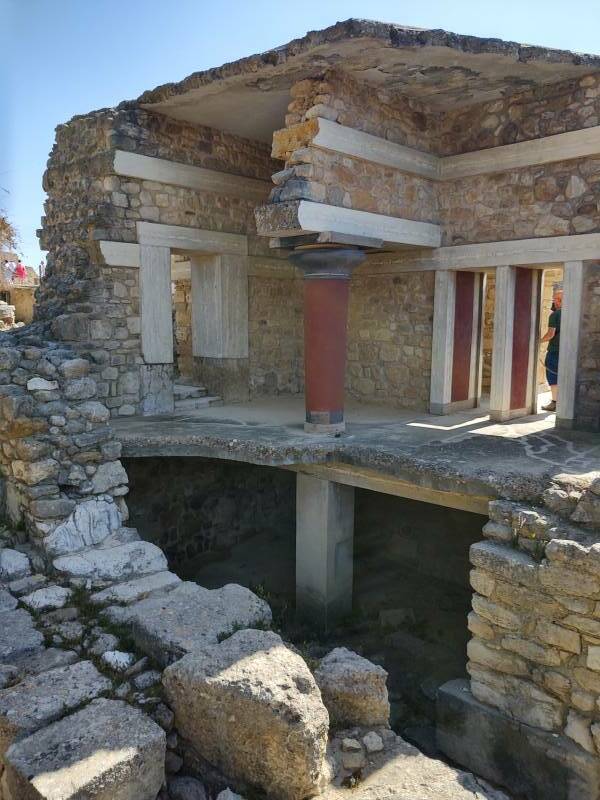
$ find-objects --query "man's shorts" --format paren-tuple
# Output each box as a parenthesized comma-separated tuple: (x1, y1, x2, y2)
(545, 349, 559, 386)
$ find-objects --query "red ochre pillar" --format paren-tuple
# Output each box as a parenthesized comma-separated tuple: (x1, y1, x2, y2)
(289, 247, 366, 434)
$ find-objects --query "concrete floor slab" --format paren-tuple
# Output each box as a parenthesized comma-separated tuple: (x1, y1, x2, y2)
(112, 397, 600, 504)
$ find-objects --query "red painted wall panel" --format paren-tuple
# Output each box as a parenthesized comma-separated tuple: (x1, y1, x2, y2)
(451, 272, 475, 402)
(510, 268, 533, 410)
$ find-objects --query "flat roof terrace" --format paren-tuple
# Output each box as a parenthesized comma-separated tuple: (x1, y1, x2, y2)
(112, 398, 600, 514)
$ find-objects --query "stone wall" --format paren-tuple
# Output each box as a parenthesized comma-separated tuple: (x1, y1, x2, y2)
(0, 324, 129, 553)
(347, 271, 434, 408)
(467, 474, 600, 760)
(575, 263, 600, 430)
(248, 272, 304, 396)
(122, 456, 295, 568)
(172, 278, 193, 380)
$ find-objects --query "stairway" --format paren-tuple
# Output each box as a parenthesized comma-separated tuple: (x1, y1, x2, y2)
(173, 383, 222, 411)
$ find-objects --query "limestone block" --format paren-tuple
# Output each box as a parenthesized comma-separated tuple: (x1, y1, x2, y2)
(169, 776, 208, 800)
(470, 670, 564, 731)
(26, 377, 58, 392)
(565, 710, 595, 753)
(469, 569, 495, 597)
(20, 585, 72, 612)
(0, 549, 31, 581)
(12, 458, 59, 486)
(63, 377, 96, 400)
(0, 590, 17, 613)
(471, 595, 521, 631)
(2, 698, 165, 800)
(43, 497, 122, 556)
(535, 619, 581, 654)
(562, 614, 600, 638)
(314, 647, 390, 727)
(467, 639, 528, 676)
(101, 650, 136, 672)
(587, 646, 600, 671)
(106, 582, 271, 666)
(467, 611, 495, 641)
(482, 521, 513, 543)
(53, 541, 167, 583)
(76, 400, 110, 423)
(500, 635, 561, 667)
(538, 563, 600, 597)
(0, 609, 43, 663)
(487, 499, 515, 525)
(58, 358, 90, 378)
(0, 660, 111, 755)
(90, 570, 181, 605)
(90, 460, 129, 494)
(163, 629, 328, 800)
(469, 541, 538, 588)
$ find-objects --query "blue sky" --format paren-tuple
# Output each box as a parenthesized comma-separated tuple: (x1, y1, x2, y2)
(4, 0, 600, 269)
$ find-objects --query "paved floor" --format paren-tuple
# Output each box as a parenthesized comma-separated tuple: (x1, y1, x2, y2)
(113, 396, 600, 503)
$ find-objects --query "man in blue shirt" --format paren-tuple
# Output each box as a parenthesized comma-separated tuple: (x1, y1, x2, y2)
(540, 288, 562, 412)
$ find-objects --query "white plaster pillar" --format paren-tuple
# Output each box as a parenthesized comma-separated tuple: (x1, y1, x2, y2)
(139, 244, 174, 364)
(556, 260, 585, 429)
(490, 265, 542, 422)
(430, 270, 485, 415)
(190, 254, 249, 359)
(296, 473, 354, 628)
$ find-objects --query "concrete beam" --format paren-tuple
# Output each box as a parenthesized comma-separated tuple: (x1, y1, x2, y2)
(113, 150, 271, 202)
(190, 254, 249, 359)
(296, 473, 354, 627)
(137, 222, 247, 255)
(255, 200, 441, 248)
(304, 117, 600, 181)
(289, 463, 490, 515)
(556, 260, 586, 428)
(366, 233, 600, 272)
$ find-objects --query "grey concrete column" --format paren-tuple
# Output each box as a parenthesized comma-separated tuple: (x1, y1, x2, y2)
(556, 260, 585, 429)
(430, 270, 456, 414)
(296, 473, 354, 628)
(190, 254, 249, 401)
(139, 244, 174, 364)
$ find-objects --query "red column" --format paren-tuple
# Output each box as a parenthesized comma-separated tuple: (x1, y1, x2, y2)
(289, 247, 366, 434)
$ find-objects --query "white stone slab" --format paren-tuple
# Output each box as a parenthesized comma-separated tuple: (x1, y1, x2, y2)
(99, 240, 140, 268)
(292, 201, 441, 248)
(140, 244, 173, 364)
(557, 260, 585, 426)
(191, 254, 249, 358)
(90, 570, 181, 605)
(53, 541, 168, 582)
(137, 221, 247, 255)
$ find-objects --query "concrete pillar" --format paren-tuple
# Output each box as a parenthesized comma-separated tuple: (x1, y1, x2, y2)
(288, 247, 366, 434)
(490, 266, 542, 422)
(430, 270, 485, 414)
(296, 473, 354, 627)
(556, 260, 585, 429)
(139, 244, 173, 364)
(190, 254, 249, 400)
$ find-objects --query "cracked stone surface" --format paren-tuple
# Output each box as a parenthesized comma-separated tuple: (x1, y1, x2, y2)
(0, 660, 111, 754)
(106, 582, 272, 666)
(0, 609, 44, 664)
(3, 698, 165, 800)
(53, 540, 167, 582)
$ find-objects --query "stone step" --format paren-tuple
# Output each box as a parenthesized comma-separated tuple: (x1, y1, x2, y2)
(90, 570, 182, 606)
(174, 395, 223, 411)
(0, 660, 111, 756)
(106, 581, 272, 666)
(0, 608, 44, 665)
(173, 383, 207, 400)
(53, 541, 168, 584)
(2, 698, 165, 800)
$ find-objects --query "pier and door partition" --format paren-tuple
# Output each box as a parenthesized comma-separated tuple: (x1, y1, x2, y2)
(428, 253, 590, 427)
(430, 269, 486, 415)
(135, 223, 250, 413)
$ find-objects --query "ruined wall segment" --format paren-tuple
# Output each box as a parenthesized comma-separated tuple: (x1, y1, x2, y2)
(575, 263, 600, 430)
(466, 476, 600, 771)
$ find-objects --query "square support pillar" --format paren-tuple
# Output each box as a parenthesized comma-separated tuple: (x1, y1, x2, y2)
(556, 261, 585, 429)
(430, 270, 485, 415)
(190, 254, 249, 401)
(295, 473, 354, 628)
(490, 266, 542, 422)
(139, 244, 174, 364)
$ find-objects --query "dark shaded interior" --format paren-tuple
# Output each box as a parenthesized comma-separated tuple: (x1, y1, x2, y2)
(125, 457, 485, 749)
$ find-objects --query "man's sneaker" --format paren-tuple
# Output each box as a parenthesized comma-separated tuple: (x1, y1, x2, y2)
(542, 400, 556, 412)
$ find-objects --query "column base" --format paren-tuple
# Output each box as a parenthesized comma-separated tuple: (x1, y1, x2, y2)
(437, 679, 600, 800)
(430, 398, 478, 415)
(489, 405, 534, 423)
(304, 421, 345, 434)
